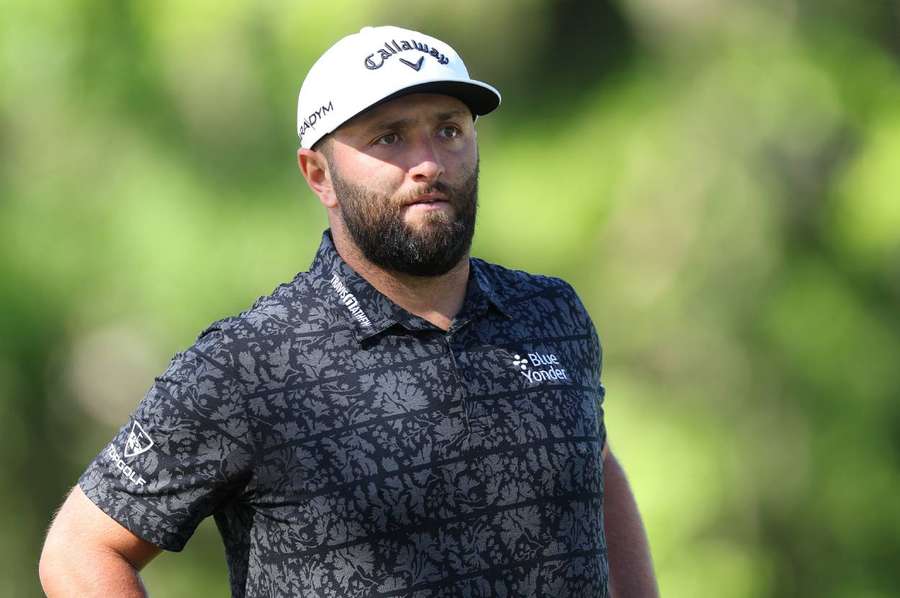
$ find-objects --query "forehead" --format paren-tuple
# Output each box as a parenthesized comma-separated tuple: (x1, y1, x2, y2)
(337, 93, 472, 134)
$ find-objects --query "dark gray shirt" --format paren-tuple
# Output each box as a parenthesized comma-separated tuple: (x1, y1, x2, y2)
(80, 230, 609, 597)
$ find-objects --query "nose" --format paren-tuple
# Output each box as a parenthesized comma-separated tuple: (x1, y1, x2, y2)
(408, 136, 444, 185)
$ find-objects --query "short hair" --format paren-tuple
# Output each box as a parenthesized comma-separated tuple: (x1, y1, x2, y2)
(311, 134, 333, 160)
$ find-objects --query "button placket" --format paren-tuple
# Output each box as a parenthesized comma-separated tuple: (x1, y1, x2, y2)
(442, 332, 472, 434)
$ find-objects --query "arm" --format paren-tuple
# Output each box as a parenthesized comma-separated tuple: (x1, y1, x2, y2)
(603, 442, 659, 598)
(39, 485, 161, 598)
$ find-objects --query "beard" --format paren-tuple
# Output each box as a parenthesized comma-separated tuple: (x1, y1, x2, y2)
(331, 159, 479, 277)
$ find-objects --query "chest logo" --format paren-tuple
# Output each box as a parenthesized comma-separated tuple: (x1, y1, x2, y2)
(512, 352, 570, 384)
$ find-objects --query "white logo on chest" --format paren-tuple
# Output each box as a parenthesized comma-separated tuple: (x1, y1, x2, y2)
(513, 352, 569, 384)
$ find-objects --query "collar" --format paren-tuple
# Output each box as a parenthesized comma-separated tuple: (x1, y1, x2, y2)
(309, 230, 510, 343)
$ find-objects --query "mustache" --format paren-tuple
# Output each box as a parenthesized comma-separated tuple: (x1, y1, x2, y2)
(400, 181, 452, 203)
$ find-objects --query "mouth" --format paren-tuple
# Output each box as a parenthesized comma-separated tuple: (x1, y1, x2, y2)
(405, 192, 449, 207)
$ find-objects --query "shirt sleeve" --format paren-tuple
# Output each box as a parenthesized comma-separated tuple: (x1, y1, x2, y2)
(587, 317, 607, 449)
(78, 325, 255, 551)
(562, 280, 607, 446)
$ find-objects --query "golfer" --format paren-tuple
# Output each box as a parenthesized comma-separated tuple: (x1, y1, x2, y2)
(40, 25, 658, 597)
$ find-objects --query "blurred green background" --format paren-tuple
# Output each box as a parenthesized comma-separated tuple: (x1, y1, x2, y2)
(2, 0, 899, 596)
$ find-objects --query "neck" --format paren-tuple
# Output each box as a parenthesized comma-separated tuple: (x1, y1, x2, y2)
(330, 225, 469, 331)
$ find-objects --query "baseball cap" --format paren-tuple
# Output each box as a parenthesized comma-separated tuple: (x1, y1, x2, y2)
(297, 25, 501, 149)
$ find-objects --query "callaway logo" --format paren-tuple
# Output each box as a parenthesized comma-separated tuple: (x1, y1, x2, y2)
(124, 421, 154, 458)
(364, 38, 450, 70)
(513, 352, 570, 384)
(399, 57, 424, 71)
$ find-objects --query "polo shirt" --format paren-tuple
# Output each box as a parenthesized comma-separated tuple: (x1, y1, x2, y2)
(79, 230, 609, 597)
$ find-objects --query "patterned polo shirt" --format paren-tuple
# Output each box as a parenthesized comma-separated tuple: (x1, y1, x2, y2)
(79, 230, 609, 597)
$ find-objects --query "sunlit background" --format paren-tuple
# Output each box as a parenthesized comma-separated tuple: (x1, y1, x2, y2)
(2, 1, 899, 596)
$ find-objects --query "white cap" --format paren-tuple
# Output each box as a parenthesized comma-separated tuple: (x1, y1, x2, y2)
(297, 25, 501, 149)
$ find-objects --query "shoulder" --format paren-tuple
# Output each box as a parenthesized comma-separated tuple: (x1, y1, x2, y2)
(228, 271, 328, 337)
(472, 257, 588, 315)
(472, 258, 601, 355)
(183, 270, 343, 389)
(195, 269, 335, 347)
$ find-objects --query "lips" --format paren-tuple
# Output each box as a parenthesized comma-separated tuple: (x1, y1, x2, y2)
(404, 192, 449, 207)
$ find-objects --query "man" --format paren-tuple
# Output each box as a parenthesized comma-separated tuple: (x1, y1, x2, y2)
(40, 25, 658, 597)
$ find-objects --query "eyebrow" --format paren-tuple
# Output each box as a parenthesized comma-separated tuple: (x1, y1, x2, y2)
(435, 109, 469, 121)
(365, 109, 470, 133)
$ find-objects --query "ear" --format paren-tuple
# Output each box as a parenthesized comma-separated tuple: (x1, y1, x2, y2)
(297, 147, 338, 209)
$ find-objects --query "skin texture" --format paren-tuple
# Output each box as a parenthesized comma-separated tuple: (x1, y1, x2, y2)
(603, 445, 661, 598)
(41, 91, 659, 597)
(39, 486, 158, 597)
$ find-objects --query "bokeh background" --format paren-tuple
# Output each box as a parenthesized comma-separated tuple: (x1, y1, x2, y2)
(2, 0, 899, 596)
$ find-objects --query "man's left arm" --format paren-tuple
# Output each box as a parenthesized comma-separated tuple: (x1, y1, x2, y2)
(603, 442, 660, 598)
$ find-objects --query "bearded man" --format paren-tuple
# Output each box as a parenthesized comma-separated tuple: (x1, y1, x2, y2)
(40, 25, 658, 598)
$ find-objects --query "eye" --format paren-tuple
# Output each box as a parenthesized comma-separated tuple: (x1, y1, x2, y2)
(374, 132, 399, 145)
(439, 125, 461, 139)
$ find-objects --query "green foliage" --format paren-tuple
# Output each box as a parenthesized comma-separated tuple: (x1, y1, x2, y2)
(2, 1, 898, 596)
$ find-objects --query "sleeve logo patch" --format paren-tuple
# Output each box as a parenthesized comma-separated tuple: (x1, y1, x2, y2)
(123, 421, 154, 458)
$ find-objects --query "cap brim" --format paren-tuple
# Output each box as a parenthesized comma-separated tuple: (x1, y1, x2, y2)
(309, 79, 501, 149)
(375, 79, 501, 117)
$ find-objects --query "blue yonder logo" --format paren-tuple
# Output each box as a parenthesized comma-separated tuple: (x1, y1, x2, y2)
(513, 352, 569, 384)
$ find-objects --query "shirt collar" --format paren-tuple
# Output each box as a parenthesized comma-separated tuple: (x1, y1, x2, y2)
(309, 230, 510, 343)
(465, 257, 512, 322)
